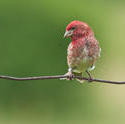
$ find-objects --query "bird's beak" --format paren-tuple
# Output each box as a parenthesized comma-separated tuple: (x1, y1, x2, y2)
(64, 30, 73, 38)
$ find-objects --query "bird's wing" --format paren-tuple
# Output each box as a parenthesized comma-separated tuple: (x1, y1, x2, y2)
(86, 38, 100, 59)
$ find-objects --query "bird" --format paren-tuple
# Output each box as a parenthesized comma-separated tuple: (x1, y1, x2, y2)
(64, 20, 101, 83)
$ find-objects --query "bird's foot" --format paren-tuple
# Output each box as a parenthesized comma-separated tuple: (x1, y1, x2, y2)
(60, 71, 74, 81)
(86, 70, 93, 82)
(65, 71, 74, 80)
(88, 77, 93, 82)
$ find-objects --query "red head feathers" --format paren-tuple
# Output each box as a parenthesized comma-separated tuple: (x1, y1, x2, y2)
(64, 20, 93, 41)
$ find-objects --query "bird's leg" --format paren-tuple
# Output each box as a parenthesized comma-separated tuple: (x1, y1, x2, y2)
(86, 70, 93, 82)
(65, 68, 74, 80)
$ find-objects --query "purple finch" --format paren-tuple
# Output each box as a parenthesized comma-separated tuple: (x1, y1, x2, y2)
(64, 20, 101, 82)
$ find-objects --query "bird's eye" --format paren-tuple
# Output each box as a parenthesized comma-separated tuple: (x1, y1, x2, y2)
(71, 26, 76, 30)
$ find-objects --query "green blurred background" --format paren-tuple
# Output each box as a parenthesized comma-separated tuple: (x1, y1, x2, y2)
(0, 0, 125, 124)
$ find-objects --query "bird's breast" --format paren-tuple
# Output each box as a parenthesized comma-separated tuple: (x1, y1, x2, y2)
(68, 41, 87, 59)
(67, 41, 91, 72)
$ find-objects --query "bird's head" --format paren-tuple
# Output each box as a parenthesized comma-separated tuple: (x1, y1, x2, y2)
(64, 20, 93, 40)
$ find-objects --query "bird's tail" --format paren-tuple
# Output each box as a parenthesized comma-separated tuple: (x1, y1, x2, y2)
(74, 72, 84, 83)
(76, 79, 84, 83)
(60, 72, 84, 83)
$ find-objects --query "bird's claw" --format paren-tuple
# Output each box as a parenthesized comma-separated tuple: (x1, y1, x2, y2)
(86, 70, 93, 82)
(65, 71, 74, 80)
(67, 74, 74, 80)
(88, 77, 93, 82)
(60, 71, 74, 80)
